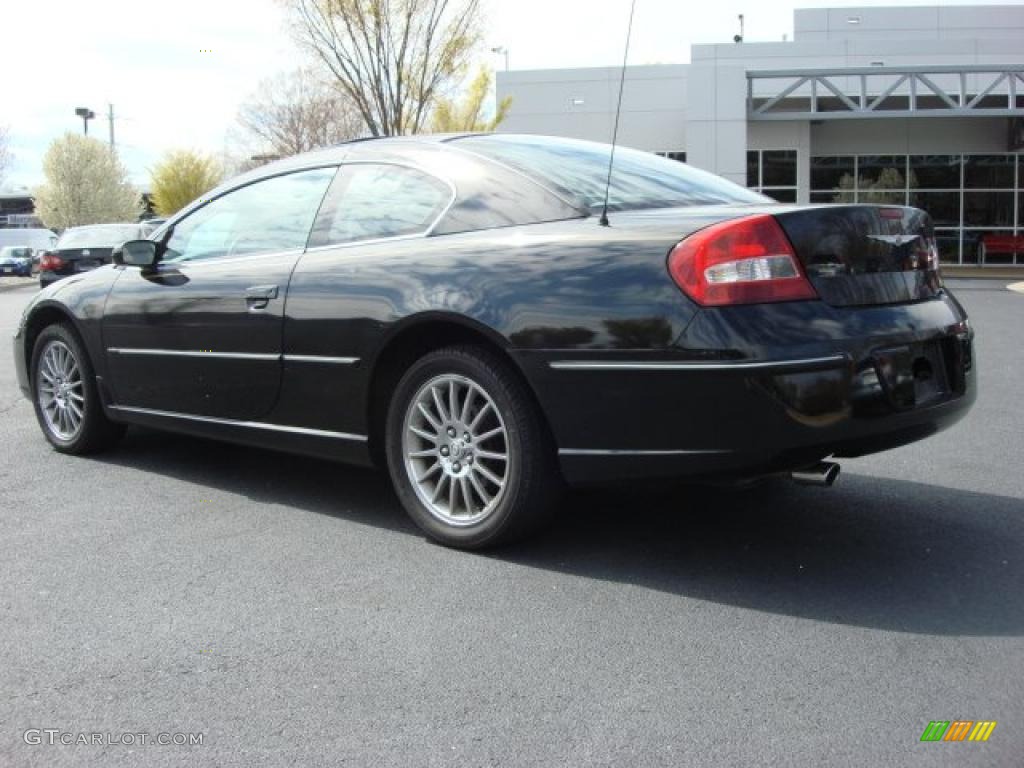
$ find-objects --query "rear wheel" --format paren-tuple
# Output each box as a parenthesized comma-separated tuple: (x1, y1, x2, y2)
(31, 324, 125, 454)
(386, 345, 558, 549)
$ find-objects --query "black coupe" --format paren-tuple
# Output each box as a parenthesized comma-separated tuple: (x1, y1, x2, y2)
(13, 134, 975, 548)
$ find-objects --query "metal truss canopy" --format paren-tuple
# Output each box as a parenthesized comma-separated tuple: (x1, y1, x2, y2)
(748, 65, 1024, 121)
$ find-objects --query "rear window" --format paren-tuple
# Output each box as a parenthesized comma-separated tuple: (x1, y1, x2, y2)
(58, 225, 140, 249)
(454, 135, 765, 213)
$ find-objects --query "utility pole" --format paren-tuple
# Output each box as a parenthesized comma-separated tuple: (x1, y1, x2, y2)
(107, 104, 116, 152)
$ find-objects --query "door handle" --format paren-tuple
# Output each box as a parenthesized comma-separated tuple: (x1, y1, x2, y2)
(245, 284, 279, 310)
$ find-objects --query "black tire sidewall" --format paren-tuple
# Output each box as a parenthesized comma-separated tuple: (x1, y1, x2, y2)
(386, 348, 534, 549)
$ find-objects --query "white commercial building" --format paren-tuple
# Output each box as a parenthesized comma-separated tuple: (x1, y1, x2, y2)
(496, 5, 1024, 265)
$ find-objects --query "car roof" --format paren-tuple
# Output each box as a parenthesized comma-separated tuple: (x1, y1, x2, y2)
(241, 134, 480, 175)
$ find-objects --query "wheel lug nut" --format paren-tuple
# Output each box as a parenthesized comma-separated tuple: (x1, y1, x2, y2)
(440, 446, 450, 457)
(452, 462, 461, 472)
(464, 432, 471, 442)
(466, 455, 474, 465)
(447, 427, 457, 438)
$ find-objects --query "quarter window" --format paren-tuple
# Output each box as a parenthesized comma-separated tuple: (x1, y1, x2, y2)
(162, 168, 336, 263)
(308, 164, 451, 248)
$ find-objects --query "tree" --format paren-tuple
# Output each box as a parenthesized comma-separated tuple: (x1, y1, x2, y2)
(429, 66, 510, 132)
(33, 134, 140, 229)
(0, 125, 12, 186)
(283, 0, 483, 136)
(832, 167, 919, 205)
(238, 68, 364, 158)
(150, 150, 223, 217)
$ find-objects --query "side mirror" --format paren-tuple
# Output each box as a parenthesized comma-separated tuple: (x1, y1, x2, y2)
(114, 239, 159, 268)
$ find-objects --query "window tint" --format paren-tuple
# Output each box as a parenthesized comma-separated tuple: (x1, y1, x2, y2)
(308, 164, 451, 247)
(163, 168, 335, 263)
(456, 135, 764, 213)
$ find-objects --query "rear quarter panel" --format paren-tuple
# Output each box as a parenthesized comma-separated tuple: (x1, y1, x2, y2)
(276, 215, 706, 437)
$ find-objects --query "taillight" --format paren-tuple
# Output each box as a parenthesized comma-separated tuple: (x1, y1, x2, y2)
(667, 214, 817, 307)
(39, 252, 65, 271)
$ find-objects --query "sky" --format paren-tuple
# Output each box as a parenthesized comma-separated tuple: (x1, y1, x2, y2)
(1, 0, 1020, 189)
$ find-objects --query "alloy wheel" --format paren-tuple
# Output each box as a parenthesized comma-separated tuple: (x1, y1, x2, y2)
(37, 340, 85, 441)
(401, 373, 511, 526)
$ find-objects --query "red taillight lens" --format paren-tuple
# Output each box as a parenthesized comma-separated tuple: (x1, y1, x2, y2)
(667, 214, 817, 307)
(39, 252, 65, 271)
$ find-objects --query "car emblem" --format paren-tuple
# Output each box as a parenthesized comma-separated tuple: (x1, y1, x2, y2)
(81, 249, 90, 256)
(867, 234, 920, 247)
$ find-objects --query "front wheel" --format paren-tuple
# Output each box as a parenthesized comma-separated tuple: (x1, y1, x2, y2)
(385, 345, 559, 549)
(31, 324, 125, 454)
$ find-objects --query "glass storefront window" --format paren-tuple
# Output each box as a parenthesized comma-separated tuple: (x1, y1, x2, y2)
(910, 191, 960, 227)
(909, 155, 960, 189)
(963, 191, 1014, 228)
(762, 150, 798, 187)
(934, 230, 961, 263)
(811, 153, 1021, 264)
(859, 188, 906, 205)
(964, 155, 1015, 189)
(747, 151, 760, 188)
(857, 156, 906, 186)
(748, 149, 797, 201)
(811, 156, 855, 190)
(764, 189, 796, 203)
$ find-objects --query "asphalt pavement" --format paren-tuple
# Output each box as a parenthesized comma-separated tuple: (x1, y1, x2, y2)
(1, 278, 1021, 767)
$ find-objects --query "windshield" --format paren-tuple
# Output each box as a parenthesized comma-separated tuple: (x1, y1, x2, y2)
(454, 134, 766, 212)
(57, 225, 140, 249)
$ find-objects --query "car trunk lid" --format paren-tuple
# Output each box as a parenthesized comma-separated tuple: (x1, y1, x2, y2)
(55, 246, 115, 273)
(774, 205, 942, 307)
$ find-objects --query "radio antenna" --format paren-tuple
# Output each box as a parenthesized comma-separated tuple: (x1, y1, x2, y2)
(599, 0, 638, 227)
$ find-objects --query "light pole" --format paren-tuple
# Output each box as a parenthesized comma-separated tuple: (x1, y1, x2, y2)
(74, 107, 96, 136)
(490, 46, 509, 71)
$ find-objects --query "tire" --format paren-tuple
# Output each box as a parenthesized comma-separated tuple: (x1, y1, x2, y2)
(385, 344, 559, 549)
(30, 323, 125, 454)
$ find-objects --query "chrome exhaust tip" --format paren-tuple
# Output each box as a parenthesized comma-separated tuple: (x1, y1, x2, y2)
(790, 461, 840, 487)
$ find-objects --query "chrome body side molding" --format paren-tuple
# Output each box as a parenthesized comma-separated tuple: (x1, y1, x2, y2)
(282, 355, 360, 365)
(107, 348, 280, 361)
(108, 405, 368, 442)
(549, 354, 848, 372)
(107, 348, 360, 365)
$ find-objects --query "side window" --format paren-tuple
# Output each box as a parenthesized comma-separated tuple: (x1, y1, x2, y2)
(308, 164, 451, 248)
(163, 167, 336, 263)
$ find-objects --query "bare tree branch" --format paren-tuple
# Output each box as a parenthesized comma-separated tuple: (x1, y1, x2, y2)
(282, 0, 482, 136)
(237, 68, 365, 159)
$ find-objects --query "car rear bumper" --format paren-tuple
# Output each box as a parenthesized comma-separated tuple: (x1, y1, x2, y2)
(517, 291, 976, 485)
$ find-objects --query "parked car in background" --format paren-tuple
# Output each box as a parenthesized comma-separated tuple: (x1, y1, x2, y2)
(0, 246, 34, 276)
(14, 135, 975, 549)
(0, 228, 58, 271)
(38, 223, 149, 289)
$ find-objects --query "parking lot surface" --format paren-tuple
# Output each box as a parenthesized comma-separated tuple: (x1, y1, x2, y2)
(1, 279, 1021, 767)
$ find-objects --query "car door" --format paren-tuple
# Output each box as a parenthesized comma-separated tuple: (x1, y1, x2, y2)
(102, 166, 337, 420)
